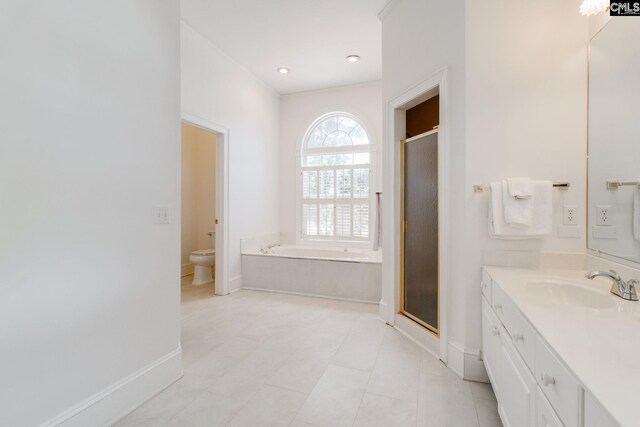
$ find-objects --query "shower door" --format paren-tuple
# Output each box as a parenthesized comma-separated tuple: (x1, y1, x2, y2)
(401, 130, 439, 334)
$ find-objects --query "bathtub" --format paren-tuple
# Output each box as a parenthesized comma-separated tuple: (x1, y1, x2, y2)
(267, 246, 378, 263)
(241, 245, 382, 303)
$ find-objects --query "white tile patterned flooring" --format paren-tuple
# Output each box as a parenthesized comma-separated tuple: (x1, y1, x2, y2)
(116, 276, 502, 427)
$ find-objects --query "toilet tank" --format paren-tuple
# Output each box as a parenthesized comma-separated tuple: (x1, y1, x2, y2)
(208, 231, 216, 249)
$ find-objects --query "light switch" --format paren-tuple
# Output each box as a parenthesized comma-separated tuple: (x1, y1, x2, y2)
(153, 206, 170, 224)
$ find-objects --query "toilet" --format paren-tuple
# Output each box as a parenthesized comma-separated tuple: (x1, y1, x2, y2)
(189, 231, 215, 285)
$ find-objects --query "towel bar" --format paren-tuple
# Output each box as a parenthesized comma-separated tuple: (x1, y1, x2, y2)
(606, 180, 640, 190)
(473, 182, 570, 193)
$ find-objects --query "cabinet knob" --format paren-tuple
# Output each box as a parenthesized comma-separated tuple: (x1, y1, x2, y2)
(491, 325, 500, 336)
(513, 333, 524, 342)
(482, 282, 487, 288)
(541, 373, 556, 386)
(494, 303, 502, 310)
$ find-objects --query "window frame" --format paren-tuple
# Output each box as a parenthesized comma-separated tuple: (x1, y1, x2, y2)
(296, 112, 376, 247)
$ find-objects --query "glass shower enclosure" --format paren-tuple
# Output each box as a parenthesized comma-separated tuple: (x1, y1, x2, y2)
(400, 130, 439, 334)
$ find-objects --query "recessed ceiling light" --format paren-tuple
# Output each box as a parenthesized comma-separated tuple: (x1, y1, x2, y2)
(345, 55, 361, 63)
(276, 67, 290, 74)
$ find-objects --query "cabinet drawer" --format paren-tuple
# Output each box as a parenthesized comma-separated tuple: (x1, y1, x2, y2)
(491, 282, 518, 337)
(490, 281, 509, 327)
(535, 338, 580, 427)
(481, 269, 492, 305)
(510, 308, 536, 373)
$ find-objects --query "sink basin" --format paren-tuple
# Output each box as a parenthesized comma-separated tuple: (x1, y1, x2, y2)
(526, 281, 616, 309)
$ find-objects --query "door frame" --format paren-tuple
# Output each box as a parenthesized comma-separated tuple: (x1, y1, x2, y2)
(382, 67, 450, 363)
(181, 112, 230, 296)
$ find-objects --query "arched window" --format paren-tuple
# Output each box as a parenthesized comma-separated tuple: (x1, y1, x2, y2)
(300, 113, 372, 242)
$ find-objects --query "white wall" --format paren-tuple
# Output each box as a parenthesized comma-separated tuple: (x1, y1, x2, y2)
(465, 0, 588, 357)
(0, 2, 182, 426)
(381, 0, 589, 376)
(181, 123, 216, 268)
(380, 0, 468, 369)
(181, 22, 281, 290)
(279, 82, 383, 238)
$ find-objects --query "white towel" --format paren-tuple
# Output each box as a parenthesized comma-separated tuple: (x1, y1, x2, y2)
(507, 177, 534, 199)
(489, 180, 553, 239)
(634, 186, 640, 241)
(502, 180, 534, 227)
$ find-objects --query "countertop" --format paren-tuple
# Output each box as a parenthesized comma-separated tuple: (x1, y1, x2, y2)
(484, 266, 640, 427)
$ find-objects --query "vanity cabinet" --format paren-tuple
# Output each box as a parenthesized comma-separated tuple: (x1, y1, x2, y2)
(481, 269, 619, 427)
(535, 386, 563, 427)
(496, 323, 536, 427)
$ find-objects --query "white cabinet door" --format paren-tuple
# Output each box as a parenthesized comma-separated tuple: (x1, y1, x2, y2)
(482, 297, 501, 390)
(535, 386, 563, 427)
(497, 324, 536, 427)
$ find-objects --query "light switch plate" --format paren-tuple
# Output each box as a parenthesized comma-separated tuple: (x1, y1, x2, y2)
(592, 226, 618, 239)
(558, 225, 581, 238)
(153, 205, 170, 224)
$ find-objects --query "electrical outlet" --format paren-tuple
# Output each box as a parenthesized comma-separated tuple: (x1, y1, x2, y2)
(563, 206, 578, 225)
(596, 206, 611, 226)
(153, 205, 170, 224)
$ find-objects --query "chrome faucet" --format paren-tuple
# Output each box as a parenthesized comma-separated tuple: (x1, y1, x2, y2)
(585, 269, 639, 301)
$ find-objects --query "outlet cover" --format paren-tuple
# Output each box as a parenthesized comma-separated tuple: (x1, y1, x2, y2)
(596, 206, 612, 226)
(563, 206, 578, 225)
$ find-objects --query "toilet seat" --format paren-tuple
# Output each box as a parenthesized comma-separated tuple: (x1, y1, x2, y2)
(192, 249, 215, 256)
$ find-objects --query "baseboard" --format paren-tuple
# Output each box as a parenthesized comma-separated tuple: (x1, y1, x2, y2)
(241, 287, 379, 305)
(42, 347, 183, 427)
(393, 314, 440, 358)
(378, 299, 388, 323)
(447, 341, 465, 378)
(229, 275, 242, 293)
(446, 341, 489, 382)
(181, 263, 194, 277)
(463, 348, 489, 383)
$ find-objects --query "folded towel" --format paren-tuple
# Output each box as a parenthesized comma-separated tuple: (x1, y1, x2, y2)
(502, 180, 533, 227)
(507, 177, 534, 199)
(489, 180, 553, 239)
(634, 186, 640, 241)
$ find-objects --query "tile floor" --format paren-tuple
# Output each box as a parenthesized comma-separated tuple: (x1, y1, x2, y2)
(116, 276, 502, 427)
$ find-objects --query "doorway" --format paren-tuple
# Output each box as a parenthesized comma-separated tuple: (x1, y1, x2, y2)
(181, 123, 217, 290)
(180, 114, 230, 296)
(382, 68, 450, 362)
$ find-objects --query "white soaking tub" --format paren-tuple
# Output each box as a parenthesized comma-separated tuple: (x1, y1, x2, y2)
(241, 245, 382, 303)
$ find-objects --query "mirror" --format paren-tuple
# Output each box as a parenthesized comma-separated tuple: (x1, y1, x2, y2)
(588, 19, 640, 263)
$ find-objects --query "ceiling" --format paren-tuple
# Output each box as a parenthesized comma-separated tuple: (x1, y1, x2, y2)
(180, 0, 388, 95)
